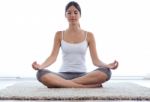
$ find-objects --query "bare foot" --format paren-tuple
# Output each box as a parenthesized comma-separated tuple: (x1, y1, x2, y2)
(84, 84, 103, 88)
(99, 84, 103, 88)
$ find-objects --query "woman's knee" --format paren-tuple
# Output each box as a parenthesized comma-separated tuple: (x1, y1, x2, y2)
(95, 67, 112, 81)
(36, 69, 51, 81)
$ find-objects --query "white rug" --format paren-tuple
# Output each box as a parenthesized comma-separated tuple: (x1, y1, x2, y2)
(0, 81, 150, 100)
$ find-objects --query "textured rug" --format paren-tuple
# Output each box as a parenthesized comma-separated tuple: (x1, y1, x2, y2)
(0, 81, 150, 100)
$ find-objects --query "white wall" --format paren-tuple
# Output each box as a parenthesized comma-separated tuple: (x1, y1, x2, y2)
(0, 0, 150, 78)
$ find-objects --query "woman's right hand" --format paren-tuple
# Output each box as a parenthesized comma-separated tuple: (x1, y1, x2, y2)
(107, 60, 119, 70)
(32, 61, 41, 70)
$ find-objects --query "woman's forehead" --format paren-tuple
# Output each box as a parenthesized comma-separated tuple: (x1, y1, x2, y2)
(67, 6, 78, 11)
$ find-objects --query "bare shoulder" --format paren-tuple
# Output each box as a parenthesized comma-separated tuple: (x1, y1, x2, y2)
(86, 31, 95, 42)
(54, 31, 62, 40)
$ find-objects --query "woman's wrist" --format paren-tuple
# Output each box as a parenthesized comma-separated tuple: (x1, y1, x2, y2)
(99, 62, 109, 68)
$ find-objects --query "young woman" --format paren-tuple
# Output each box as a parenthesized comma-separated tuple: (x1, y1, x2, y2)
(32, 1, 118, 88)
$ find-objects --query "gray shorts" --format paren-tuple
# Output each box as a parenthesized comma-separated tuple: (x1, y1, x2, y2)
(36, 67, 111, 81)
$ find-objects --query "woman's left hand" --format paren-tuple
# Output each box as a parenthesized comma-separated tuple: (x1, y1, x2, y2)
(107, 60, 119, 70)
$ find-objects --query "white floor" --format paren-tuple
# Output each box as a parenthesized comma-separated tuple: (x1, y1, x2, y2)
(0, 77, 150, 102)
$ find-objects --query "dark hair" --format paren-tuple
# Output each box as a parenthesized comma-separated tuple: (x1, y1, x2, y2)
(65, 1, 81, 16)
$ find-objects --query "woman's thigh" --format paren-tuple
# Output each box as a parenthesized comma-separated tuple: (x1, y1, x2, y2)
(36, 69, 86, 81)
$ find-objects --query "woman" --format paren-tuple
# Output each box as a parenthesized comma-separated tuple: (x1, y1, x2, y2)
(32, 1, 118, 88)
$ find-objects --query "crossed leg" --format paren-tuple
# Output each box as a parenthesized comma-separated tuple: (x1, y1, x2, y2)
(37, 70, 109, 88)
(71, 71, 108, 86)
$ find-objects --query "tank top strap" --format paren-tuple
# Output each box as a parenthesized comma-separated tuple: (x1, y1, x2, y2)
(84, 31, 88, 41)
(62, 31, 64, 40)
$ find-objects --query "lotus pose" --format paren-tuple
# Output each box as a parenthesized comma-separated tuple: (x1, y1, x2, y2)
(32, 1, 119, 88)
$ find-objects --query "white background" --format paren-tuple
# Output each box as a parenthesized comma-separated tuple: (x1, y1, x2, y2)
(0, 0, 150, 78)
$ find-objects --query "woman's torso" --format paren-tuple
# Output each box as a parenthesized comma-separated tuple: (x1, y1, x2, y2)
(59, 30, 88, 72)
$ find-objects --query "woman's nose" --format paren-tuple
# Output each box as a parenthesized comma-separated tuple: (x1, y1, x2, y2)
(70, 13, 75, 17)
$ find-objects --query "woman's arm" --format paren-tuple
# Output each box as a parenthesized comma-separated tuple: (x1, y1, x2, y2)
(32, 31, 62, 70)
(87, 32, 118, 69)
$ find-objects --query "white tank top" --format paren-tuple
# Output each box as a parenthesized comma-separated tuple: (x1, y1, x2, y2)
(59, 31, 88, 72)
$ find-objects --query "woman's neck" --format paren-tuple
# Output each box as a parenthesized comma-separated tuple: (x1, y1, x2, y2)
(67, 24, 81, 32)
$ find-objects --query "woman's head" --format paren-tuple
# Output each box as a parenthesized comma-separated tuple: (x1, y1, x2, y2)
(65, 1, 81, 16)
(65, 1, 81, 24)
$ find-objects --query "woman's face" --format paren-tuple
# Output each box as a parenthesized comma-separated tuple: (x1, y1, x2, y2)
(65, 5, 81, 24)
